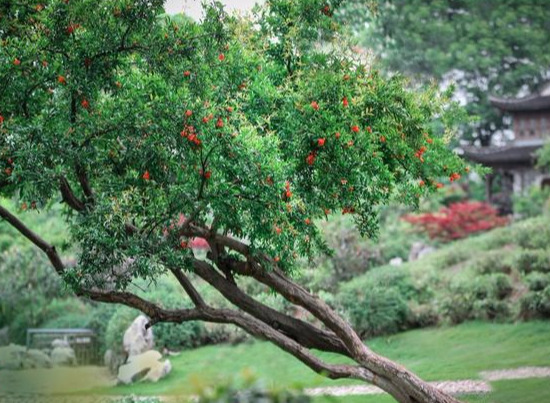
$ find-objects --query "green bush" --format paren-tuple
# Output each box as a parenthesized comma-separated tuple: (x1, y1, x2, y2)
(519, 287, 550, 319)
(439, 274, 514, 324)
(514, 221, 550, 250)
(515, 249, 550, 274)
(197, 380, 310, 403)
(513, 186, 550, 219)
(340, 286, 409, 337)
(471, 251, 514, 274)
(525, 272, 550, 292)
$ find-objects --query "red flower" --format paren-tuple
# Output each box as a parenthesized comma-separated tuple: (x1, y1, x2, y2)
(180, 240, 188, 249)
(21, 202, 28, 211)
(142, 171, 150, 180)
(419, 180, 425, 187)
(202, 116, 209, 124)
(335, 132, 341, 139)
(204, 170, 211, 179)
(366, 126, 372, 133)
(275, 226, 282, 235)
(342, 206, 355, 214)
(0, 115, 3, 125)
(306, 152, 316, 166)
(305, 218, 311, 225)
(285, 181, 292, 198)
(343, 74, 350, 81)
(274, 256, 280, 262)
(426, 138, 433, 144)
(380, 135, 386, 143)
(216, 117, 224, 128)
(340, 178, 347, 185)
(436, 182, 444, 189)
(218, 53, 225, 61)
(13, 58, 21, 66)
(226, 106, 233, 112)
(351, 125, 359, 133)
(185, 109, 192, 117)
(347, 140, 354, 147)
(317, 138, 326, 146)
(342, 96, 349, 107)
(183, 70, 191, 77)
(58, 75, 66, 85)
(414, 146, 427, 162)
(449, 172, 461, 182)
(310, 101, 319, 110)
(81, 99, 89, 109)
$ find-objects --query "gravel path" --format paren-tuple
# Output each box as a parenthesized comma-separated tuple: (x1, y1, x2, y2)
(305, 366, 550, 397)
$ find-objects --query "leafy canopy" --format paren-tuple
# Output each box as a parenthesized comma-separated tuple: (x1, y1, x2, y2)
(348, 0, 550, 145)
(0, 0, 465, 290)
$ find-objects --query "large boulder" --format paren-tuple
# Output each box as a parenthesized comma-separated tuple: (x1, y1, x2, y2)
(123, 315, 154, 357)
(0, 343, 26, 369)
(51, 346, 77, 366)
(117, 350, 171, 384)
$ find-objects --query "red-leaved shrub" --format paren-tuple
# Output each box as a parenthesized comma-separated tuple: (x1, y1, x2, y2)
(403, 201, 508, 241)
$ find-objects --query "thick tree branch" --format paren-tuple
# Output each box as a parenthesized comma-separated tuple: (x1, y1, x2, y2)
(0, 204, 65, 275)
(190, 258, 349, 356)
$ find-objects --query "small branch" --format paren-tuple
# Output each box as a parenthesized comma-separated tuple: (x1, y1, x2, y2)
(75, 164, 94, 204)
(170, 268, 206, 308)
(0, 205, 65, 274)
(59, 176, 86, 212)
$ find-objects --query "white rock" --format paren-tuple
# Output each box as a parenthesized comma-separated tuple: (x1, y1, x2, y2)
(117, 350, 171, 384)
(123, 315, 154, 357)
(389, 257, 403, 266)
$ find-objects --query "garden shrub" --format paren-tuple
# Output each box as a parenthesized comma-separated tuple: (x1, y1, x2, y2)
(197, 380, 310, 403)
(513, 186, 550, 219)
(514, 220, 550, 250)
(439, 273, 514, 324)
(403, 201, 508, 242)
(524, 272, 550, 292)
(519, 287, 550, 319)
(471, 250, 514, 274)
(340, 286, 410, 337)
(515, 249, 550, 274)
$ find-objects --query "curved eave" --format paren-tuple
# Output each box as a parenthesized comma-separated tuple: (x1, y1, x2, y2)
(490, 94, 550, 112)
(462, 144, 541, 165)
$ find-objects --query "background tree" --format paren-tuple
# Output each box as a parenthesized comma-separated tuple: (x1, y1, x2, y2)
(0, 0, 467, 402)
(343, 0, 550, 146)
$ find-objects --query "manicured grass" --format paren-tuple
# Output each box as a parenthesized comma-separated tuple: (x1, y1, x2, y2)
(93, 321, 550, 397)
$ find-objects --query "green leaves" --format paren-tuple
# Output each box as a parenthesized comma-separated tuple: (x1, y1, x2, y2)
(2, 0, 465, 288)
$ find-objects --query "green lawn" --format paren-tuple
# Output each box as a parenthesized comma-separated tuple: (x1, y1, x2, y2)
(94, 321, 550, 399)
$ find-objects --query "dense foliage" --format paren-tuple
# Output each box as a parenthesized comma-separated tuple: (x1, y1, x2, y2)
(0, 0, 466, 287)
(343, 0, 550, 146)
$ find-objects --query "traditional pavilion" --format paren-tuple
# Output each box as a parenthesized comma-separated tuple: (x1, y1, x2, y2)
(462, 83, 550, 214)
